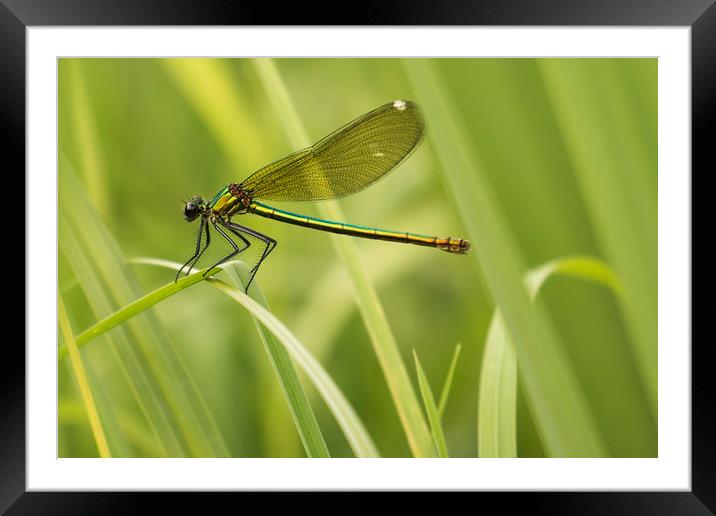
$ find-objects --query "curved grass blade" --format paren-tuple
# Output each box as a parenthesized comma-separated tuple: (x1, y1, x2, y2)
(525, 256, 623, 300)
(60, 159, 229, 457)
(73, 257, 379, 458)
(58, 293, 111, 458)
(223, 261, 330, 458)
(208, 275, 379, 458)
(253, 58, 435, 458)
(78, 261, 328, 458)
(478, 256, 624, 457)
(413, 351, 449, 458)
(60, 199, 185, 457)
(538, 59, 657, 418)
(404, 60, 606, 457)
(58, 266, 221, 361)
(437, 343, 462, 418)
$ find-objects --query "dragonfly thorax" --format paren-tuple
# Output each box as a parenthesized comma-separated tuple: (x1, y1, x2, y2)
(228, 183, 253, 208)
(207, 183, 252, 218)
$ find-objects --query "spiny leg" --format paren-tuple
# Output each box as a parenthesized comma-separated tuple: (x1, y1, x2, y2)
(176, 217, 207, 282)
(203, 222, 251, 276)
(184, 219, 211, 276)
(225, 221, 277, 292)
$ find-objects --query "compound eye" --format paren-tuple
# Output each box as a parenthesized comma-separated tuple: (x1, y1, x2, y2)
(184, 202, 199, 221)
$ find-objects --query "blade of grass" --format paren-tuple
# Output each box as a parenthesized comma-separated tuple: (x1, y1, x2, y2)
(58, 266, 221, 361)
(437, 343, 462, 419)
(223, 261, 330, 458)
(58, 293, 111, 458)
(253, 58, 435, 458)
(60, 158, 229, 457)
(59, 400, 162, 457)
(60, 208, 185, 456)
(404, 59, 606, 457)
(104, 259, 332, 458)
(478, 256, 624, 457)
(162, 59, 266, 167)
(208, 275, 379, 457)
(478, 310, 517, 457)
(73, 257, 380, 458)
(58, 292, 135, 457)
(66, 60, 109, 219)
(525, 256, 624, 299)
(538, 59, 657, 418)
(413, 351, 449, 458)
(79, 362, 139, 457)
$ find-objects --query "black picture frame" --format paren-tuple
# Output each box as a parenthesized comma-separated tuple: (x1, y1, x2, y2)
(4, 0, 710, 512)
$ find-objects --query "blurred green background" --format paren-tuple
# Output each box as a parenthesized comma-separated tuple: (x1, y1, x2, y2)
(58, 58, 657, 458)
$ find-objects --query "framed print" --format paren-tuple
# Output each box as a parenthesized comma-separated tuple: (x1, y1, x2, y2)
(4, 0, 711, 511)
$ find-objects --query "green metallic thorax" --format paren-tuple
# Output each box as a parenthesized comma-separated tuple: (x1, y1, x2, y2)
(209, 186, 230, 208)
(209, 185, 245, 217)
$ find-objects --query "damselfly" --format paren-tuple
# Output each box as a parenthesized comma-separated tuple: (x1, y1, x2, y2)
(177, 100, 470, 291)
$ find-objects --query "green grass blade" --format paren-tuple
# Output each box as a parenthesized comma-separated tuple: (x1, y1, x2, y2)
(253, 58, 435, 458)
(525, 256, 624, 300)
(76, 362, 135, 457)
(58, 294, 111, 458)
(538, 60, 657, 418)
(404, 59, 606, 457)
(162, 59, 267, 167)
(59, 398, 167, 457)
(208, 277, 380, 457)
(59, 159, 229, 457)
(67, 60, 109, 219)
(62, 258, 331, 455)
(223, 261, 330, 458)
(478, 256, 623, 457)
(437, 343, 462, 418)
(478, 311, 518, 457)
(60, 200, 185, 456)
(413, 351, 449, 458)
(58, 266, 221, 360)
(116, 257, 378, 458)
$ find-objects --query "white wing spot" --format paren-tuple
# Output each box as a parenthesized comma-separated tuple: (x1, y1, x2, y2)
(373, 152, 385, 157)
(393, 100, 407, 111)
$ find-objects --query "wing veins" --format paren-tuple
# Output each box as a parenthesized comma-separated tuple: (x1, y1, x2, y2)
(239, 101, 424, 202)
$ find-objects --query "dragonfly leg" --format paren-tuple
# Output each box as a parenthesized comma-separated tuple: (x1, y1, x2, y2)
(225, 221, 277, 292)
(184, 219, 212, 277)
(203, 222, 251, 276)
(176, 217, 207, 282)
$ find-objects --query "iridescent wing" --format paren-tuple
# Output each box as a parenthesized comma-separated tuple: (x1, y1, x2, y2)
(239, 100, 424, 202)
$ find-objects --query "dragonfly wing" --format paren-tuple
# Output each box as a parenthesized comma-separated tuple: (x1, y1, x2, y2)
(240, 100, 424, 202)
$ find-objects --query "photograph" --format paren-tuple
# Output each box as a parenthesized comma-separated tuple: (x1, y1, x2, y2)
(57, 57, 657, 459)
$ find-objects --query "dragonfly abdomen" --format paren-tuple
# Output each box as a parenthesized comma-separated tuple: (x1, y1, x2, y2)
(249, 201, 470, 254)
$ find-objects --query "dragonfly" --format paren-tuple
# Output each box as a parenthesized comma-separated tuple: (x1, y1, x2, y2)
(177, 100, 470, 291)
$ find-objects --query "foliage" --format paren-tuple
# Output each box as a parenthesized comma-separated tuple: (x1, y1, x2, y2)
(58, 58, 656, 458)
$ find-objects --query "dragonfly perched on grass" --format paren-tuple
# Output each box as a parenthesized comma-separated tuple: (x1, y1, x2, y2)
(177, 100, 470, 291)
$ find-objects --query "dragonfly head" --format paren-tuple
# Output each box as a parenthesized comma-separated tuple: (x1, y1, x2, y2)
(183, 195, 206, 222)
